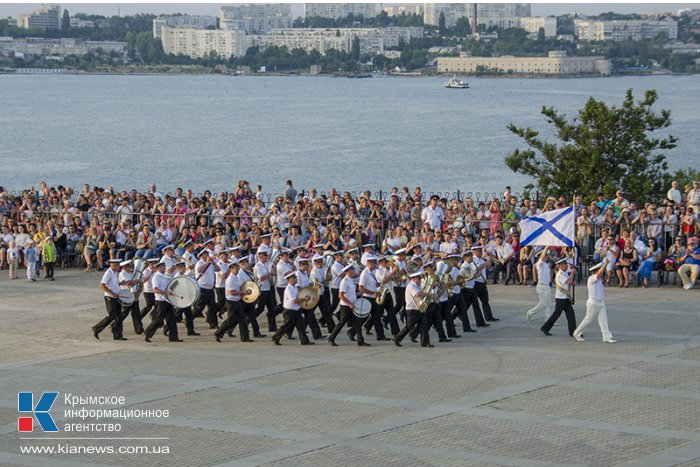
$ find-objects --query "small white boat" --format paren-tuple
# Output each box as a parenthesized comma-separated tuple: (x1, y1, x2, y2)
(445, 75, 469, 88)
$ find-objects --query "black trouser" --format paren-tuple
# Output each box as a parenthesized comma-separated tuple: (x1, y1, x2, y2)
(330, 288, 340, 314)
(411, 303, 445, 340)
(215, 287, 226, 316)
(122, 300, 144, 334)
(241, 300, 261, 335)
(174, 306, 195, 334)
(94, 296, 124, 339)
(215, 300, 249, 341)
(317, 289, 335, 332)
(451, 291, 475, 331)
(542, 298, 577, 336)
(474, 282, 496, 321)
(380, 293, 400, 336)
(145, 300, 179, 341)
(272, 309, 309, 345)
(353, 297, 385, 340)
(493, 259, 514, 284)
(302, 306, 323, 339)
(193, 287, 218, 328)
(440, 298, 458, 337)
(329, 305, 365, 345)
(395, 309, 429, 346)
(275, 286, 293, 338)
(140, 292, 156, 319)
(393, 286, 406, 322)
(461, 287, 486, 326)
(44, 261, 54, 279)
(256, 289, 278, 332)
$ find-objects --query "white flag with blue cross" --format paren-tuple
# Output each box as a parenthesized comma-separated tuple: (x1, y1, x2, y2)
(519, 206, 575, 247)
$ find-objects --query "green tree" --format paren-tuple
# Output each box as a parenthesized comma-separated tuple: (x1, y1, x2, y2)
(505, 89, 677, 203)
(537, 27, 545, 42)
(438, 12, 446, 35)
(351, 35, 360, 61)
(62, 10, 71, 30)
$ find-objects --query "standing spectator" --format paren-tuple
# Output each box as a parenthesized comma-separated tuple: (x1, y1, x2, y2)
(7, 240, 19, 279)
(688, 181, 700, 214)
(25, 239, 38, 281)
(42, 236, 57, 281)
(666, 180, 682, 207)
(284, 180, 297, 203)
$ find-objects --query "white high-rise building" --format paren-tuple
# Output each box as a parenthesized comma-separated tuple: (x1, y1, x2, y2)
(220, 4, 292, 33)
(160, 26, 247, 58)
(17, 4, 61, 30)
(153, 15, 217, 39)
(304, 4, 376, 19)
(423, 4, 466, 28)
(574, 18, 678, 42)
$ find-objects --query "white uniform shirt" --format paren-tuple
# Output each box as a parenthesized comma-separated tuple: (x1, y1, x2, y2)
(339, 276, 357, 307)
(142, 267, 156, 293)
(182, 250, 196, 267)
(195, 259, 216, 289)
(330, 261, 344, 289)
(461, 261, 476, 289)
(554, 269, 571, 300)
(376, 266, 393, 289)
(215, 259, 229, 288)
(237, 268, 254, 287)
(163, 255, 177, 277)
(421, 205, 444, 230)
(276, 261, 292, 288)
(295, 269, 311, 288)
(101, 268, 120, 297)
(395, 260, 408, 287)
(587, 274, 605, 301)
(254, 261, 272, 292)
(119, 270, 133, 291)
(225, 272, 241, 302)
(536, 259, 551, 287)
(311, 266, 326, 295)
(495, 243, 515, 261)
(283, 283, 300, 310)
(153, 271, 170, 302)
(449, 267, 461, 295)
(359, 268, 378, 298)
(405, 281, 422, 310)
(473, 256, 487, 283)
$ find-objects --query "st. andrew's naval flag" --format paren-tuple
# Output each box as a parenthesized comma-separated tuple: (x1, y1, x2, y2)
(519, 206, 575, 247)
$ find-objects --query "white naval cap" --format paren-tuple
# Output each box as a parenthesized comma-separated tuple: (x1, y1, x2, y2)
(342, 264, 355, 273)
(365, 254, 378, 262)
(394, 248, 407, 255)
(312, 254, 325, 261)
(285, 271, 297, 279)
(555, 258, 568, 265)
(589, 262, 604, 272)
(409, 271, 423, 278)
(162, 244, 174, 251)
(108, 259, 121, 264)
(119, 260, 132, 267)
(229, 257, 240, 266)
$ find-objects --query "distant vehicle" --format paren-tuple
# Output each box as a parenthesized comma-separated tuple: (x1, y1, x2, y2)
(445, 75, 469, 89)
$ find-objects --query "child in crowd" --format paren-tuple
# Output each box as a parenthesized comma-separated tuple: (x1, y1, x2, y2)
(42, 236, 57, 281)
(7, 241, 19, 279)
(25, 239, 38, 281)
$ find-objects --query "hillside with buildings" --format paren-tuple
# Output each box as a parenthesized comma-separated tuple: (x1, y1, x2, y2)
(1, 3, 699, 75)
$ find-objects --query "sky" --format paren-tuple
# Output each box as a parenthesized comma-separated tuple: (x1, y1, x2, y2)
(1, 2, 698, 19)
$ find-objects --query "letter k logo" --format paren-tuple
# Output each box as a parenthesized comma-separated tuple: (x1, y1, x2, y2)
(18, 392, 59, 432)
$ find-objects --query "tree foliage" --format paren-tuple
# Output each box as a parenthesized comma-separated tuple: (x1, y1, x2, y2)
(505, 89, 677, 202)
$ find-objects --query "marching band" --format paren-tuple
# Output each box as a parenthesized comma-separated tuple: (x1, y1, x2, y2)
(93, 240, 502, 347)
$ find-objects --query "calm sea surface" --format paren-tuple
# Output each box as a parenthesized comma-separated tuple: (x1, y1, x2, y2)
(1, 73, 698, 196)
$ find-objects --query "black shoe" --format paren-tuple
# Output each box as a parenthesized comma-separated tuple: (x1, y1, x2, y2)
(92, 328, 100, 340)
(451, 335, 462, 338)
(464, 329, 477, 333)
(438, 338, 452, 342)
(315, 335, 327, 340)
(541, 329, 552, 336)
(329, 339, 338, 347)
(114, 336, 128, 341)
(410, 336, 417, 343)
(242, 339, 255, 342)
(215, 335, 222, 343)
(144, 336, 151, 342)
(171, 339, 184, 342)
(347, 331, 356, 342)
(393, 338, 402, 347)
(273, 338, 282, 346)
(301, 341, 315, 345)
(358, 342, 372, 346)
(421, 344, 435, 348)
(365, 328, 373, 335)
(254, 333, 267, 338)
(227, 332, 234, 337)
(378, 337, 391, 341)
(163, 328, 168, 336)
(287, 335, 296, 340)
(488, 318, 500, 321)
(187, 331, 201, 336)
(477, 323, 490, 327)
(209, 324, 217, 329)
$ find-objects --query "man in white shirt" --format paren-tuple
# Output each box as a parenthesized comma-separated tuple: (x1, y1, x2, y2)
(138, 258, 159, 320)
(667, 180, 682, 206)
(541, 259, 577, 337)
(255, 250, 279, 333)
(144, 259, 182, 343)
(238, 255, 266, 338)
(450, 252, 478, 333)
(573, 259, 616, 343)
(215, 258, 252, 342)
(526, 247, 553, 323)
(311, 254, 335, 333)
(375, 255, 400, 336)
(119, 260, 144, 335)
(272, 272, 312, 345)
(393, 271, 432, 347)
(355, 255, 389, 342)
(173, 261, 199, 337)
(214, 250, 230, 318)
(473, 246, 499, 322)
(295, 258, 323, 340)
(329, 250, 345, 314)
(192, 249, 221, 330)
(328, 266, 369, 346)
(421, 196, 444, 231)
(492, 234, 516, 285)
(93, 259, 125, 340)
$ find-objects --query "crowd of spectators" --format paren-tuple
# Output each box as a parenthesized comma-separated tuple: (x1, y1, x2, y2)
(1, 179, 698, 289)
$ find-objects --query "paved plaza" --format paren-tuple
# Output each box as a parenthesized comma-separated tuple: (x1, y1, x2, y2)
(0, 269, 699, 466)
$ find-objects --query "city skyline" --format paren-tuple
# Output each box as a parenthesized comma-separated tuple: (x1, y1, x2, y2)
(2, 3, 698, 19)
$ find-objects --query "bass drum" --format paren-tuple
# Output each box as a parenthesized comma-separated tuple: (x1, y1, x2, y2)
(166, 275, 200, 309)
(117, 289, 135, 306)
(241, 280, 261, 304)
(298, 286, 320, 310)
(353, 298, 372, 319)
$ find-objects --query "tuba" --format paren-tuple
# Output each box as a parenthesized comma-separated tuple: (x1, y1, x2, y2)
(435, 260, 452, 298)
(418, 273, 438, 313)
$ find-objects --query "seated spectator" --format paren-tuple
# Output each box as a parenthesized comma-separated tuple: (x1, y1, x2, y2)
(678, 237, 699, 290)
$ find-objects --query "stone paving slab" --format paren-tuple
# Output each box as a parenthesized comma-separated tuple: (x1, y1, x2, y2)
(0, 269, 699, 466)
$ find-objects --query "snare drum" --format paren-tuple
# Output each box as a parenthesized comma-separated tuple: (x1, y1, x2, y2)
(166, 275, 200, 308)
(117, 289, 135, 306)
(353, 298, 372, 319)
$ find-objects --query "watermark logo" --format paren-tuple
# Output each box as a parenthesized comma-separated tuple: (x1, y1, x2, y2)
(18, 392, 59, 432)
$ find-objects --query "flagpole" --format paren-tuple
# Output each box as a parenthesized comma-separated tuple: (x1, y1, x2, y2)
(572, 191, 576, 306)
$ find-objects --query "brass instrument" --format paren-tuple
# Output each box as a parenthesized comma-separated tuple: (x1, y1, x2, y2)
(418, 273, 439, 313)
(269, 248, 281, 287)
(435, 260, 451, 299)
(376, 261, 398, 305)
